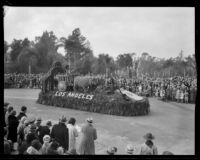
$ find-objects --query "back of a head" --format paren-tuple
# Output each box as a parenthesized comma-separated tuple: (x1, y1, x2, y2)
(21, 106, 27, 112)
(51, 141, 59, 150)
(162, 151, 174, 155)
(145, 140, 153, 148)
(31, 139, 42, 151)
(8, 106, 13, 113)
(68, 117, 76, 125)
(11, 110, 16, 116)
(26, 132, 37, 144)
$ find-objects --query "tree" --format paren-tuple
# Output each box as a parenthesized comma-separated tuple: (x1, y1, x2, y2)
(34, 31, 58, 69)
(17, 47, 38, 73)
(63, 28, 93, 72)
(4, 41, 9, 55)
(10, 39, 23, 62)
(116, 53, 133, 69)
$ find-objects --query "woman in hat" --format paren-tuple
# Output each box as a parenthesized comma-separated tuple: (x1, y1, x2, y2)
(41, 135, 51, 154)
(140, 133, 158, 155)
(78, 117, 97, 155)
(17, 116, 27, 146)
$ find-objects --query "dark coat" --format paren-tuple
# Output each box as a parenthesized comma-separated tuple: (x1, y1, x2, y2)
(38, 125, 50, 144)
(51, 122, 69, 150)
(7, 115, 19, 143)
(18, 141, 31, 154)
(16, 112, 27, 121)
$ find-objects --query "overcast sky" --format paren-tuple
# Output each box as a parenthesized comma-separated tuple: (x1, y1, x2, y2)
(4, 7, 194, 59)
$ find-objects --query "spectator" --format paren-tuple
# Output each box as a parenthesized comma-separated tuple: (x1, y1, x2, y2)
(17, 116, 27, 146)
(162, 151, 174, 155)
(24, 116, 36, 139)
(4, 128, 12, 154)
(51, 116, 69, 152)
(5, 106, 13, 126)
(41, 135, 51, 155)
(66, 148, 77, 155)
(47, 141, 60, 155)
(78, 117, 97, 155)
(16, 106, 27, 121)
(7, 110, 19, 149)
(106, 146, 117, 155)
(140, 133, 158, 155)
(35, 117, 42, 139)
(26, 139, 42, 155)
(67, 117, 78, 153)
(126, 144, 134, 155)
(18, 128, 37, 155)
(38, 121, 52, 144)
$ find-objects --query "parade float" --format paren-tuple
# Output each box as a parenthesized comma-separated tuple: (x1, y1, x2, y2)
(37, 61, 150, 116)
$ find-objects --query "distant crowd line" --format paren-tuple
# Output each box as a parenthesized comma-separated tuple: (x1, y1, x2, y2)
(4, 102, 174, 155)
(4, 73, 196, 104)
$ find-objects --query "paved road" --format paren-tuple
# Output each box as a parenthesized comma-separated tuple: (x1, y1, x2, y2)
(4, 89, 195, 155)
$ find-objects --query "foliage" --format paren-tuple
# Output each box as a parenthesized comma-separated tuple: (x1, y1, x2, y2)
(37, 91, 150, 116)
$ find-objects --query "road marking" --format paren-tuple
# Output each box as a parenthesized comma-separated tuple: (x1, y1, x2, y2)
(4, 96, 37, 100)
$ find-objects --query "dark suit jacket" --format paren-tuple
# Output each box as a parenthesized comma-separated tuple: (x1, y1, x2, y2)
(51, 122, 69, 150)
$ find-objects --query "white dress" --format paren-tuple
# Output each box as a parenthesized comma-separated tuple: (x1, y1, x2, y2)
(67, 124, 78, 151)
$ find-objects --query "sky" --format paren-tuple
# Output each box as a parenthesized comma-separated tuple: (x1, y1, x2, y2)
(4, 7, 195, 59)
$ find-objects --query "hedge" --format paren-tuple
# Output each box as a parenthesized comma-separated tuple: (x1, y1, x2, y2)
(37, 90, 150, 116)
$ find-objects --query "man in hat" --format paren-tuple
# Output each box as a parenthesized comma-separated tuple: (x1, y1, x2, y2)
(106, 146, 117, 155)
(51, 116, 69, 152)
(38, 121, 52, 144)
(126, 144, 134, 155)
(16, 106, 27, 121)
(78, 117, 97, 155)
(140, 132, 158, 155)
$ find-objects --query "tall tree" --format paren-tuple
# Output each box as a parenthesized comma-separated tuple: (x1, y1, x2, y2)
(9, 39, 23, 62)
(63, 28, 93, 72)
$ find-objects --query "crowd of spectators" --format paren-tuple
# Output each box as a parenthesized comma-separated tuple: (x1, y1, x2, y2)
(4, 73, 44, 89)
(4, 102, 174, 155)
(4, 73, 197, 104)
(112, 75, 197, 104)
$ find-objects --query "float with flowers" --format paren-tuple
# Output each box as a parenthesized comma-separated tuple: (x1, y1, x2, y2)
(37, 61, 150, 116)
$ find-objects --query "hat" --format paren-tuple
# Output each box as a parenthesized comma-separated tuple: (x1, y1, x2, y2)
(4, 102, 9, 107)
(29, 117, 36, 123)
(46, 121, 52, 126)
(162, 151, 174, 155)
(126, 144, 134, 154)
(37, 117, 42, 122)
(86, 117, 93, 123)
(107, 146, 117, 155)
(43, 135, 51, 143)
(60, 116, 67, 123)
(143, 133, 155, 140)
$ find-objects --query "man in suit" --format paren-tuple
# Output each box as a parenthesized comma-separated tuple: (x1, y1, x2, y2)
(78, 117, 97, 155)
(51, 116, 69, 152)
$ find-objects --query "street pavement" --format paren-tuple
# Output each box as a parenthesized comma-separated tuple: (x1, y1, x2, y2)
(4, 89, 195, 155)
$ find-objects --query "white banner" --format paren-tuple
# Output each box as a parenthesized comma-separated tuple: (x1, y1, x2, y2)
(119, 88, 144, 101)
